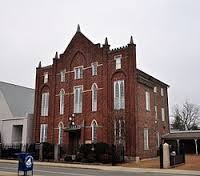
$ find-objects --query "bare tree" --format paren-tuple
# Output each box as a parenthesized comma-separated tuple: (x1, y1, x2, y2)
(172, 101, 200, 130)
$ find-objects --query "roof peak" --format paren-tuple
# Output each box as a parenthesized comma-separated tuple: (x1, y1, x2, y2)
(130, 36, 134, 44)
(77, 24, 81, 33)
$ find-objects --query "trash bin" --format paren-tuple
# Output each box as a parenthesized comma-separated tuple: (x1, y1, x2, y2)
(17, 152, 33, 176)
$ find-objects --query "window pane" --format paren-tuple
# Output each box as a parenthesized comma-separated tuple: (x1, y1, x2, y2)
(74, 86, 83, 113)
(155, 106, 158, 120)
(120, 81, 125, 109)
(60, 90, 64, 115)
(41, 92, 49, 116)
(92, 121, 97, 142)
(144, 128, 149, 150)
(92, 84, 97, 111)
(44, 73, 48, 83)
(60, 71, 65, 82)
(114, 82, 119, 109)
(92, 63, 97, 76)
(115, 56, 122, 70)
(162, 108, 165, 121)
(161, 88, 164, 96)
(145, 91, 150, 111)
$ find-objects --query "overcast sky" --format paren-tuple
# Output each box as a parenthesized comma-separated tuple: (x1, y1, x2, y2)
(0, 0, 200, 113)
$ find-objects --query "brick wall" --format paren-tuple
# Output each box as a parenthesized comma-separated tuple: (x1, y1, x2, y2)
(33, 29, 169, 159)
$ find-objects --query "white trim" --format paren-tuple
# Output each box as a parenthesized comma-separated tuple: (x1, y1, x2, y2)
(91, 120, 98, 142)
(58, 122, 64, 145)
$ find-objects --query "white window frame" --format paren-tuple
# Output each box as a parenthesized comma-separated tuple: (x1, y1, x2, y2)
(91, 120, 97, 143)
(44, 73, 48, 83)
(114, 55, 122, 70)
(91, 62, 98, 76)
(144, 128, 149, 150)
(161, 108, 165, 121)
(91, 83, 98, 112)
(40, 124, 48, 143)
(153, 86, 157, 93)
(114, 80, 125, 110)
(41, 92, 49, 116)
(74, 85, 83, 113)
(74, 66, 83, 80)
(60, 70, 65, 82)
(59, 89, 65, 115)
(155, 105, 158, 120)
(145, 91, 150, 111)
(161, 88, 164, 96)
(58, 122, 64, 145)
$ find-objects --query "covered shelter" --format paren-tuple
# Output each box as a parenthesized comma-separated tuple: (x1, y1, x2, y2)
(162, 131, 200, 155)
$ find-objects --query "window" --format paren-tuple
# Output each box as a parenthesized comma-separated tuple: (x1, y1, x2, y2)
(91, 120, 97, 143)
(59, 89, 65, 115)
(91, 62, 98, 76)
(114, 80, 125, 110)
(74, 86, 83, 113)
(161, 88, 164, 96)
(114, 119, 125, 144)
(92, 83, 97, 111)
(44, 73, 48, 83)
(41, 92, 49, 116)
(145, 91, 150, 111)
(156, 132, 160, 148)
(74, 66, 83, 80)
(119, 120, 125, 144)
(114, 55, 122, 70)
(153, 86, 157, 93)
(40, 124, 48, 143)
(58, 122, 64, 145)
(161, 108, 165, 121)
(60, 70, 65, 82)
(144, 128, 149, 150)
(155, 106, 158, 120)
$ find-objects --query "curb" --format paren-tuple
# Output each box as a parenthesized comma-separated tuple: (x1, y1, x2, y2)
(0, 159, 200, 175)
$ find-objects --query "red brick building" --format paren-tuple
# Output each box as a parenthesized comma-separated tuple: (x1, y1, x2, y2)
(33, 25, 169, 160)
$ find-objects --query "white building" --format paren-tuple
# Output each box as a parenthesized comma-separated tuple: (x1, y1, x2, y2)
(0, 81, 34, 145)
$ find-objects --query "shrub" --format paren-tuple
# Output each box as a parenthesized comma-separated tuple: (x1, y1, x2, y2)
(64, 154, 72, 162)
(87, 153, 96, 163)
(99, 154, 112, 164)
(76, 152, 84, 162)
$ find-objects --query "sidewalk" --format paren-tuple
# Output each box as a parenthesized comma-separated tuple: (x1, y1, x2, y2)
(0, 159, 200, 175)
(0, 171, 42, 176)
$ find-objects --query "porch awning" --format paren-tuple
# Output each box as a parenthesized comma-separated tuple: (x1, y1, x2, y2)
(64, 126, 81, 132)
(162, 131, 200, 140)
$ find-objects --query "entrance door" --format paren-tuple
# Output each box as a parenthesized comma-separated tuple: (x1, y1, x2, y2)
(69, 132, 80, 154)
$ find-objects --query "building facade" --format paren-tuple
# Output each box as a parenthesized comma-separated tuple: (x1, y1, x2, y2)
(33, 26, 169, 159)
(0, 81, 34, 145)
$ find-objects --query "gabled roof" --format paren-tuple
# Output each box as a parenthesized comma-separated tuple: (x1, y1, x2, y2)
(0, 81, 34, 117)
(63, 29, 94, 55)
(136, 69, 169, 88)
